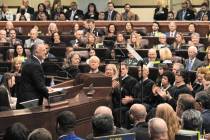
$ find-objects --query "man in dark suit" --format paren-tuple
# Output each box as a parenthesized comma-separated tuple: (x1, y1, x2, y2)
(17, 44, 52, 109)
(104, 2, 118, 20)
(176, 1, 195, 20)
(69, 30, 85, 48)
(185, 46, 203, 71)
(196, 2, 210, 21)
(129, 104, 149, 140)
(17, 0, 34, 16)
(65, 2, 84, 21)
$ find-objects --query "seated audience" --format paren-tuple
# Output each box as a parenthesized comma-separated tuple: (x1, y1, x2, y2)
(65, 1, 84, 21)
(172, 32, 186, 50)
(69, 23, 80, 35)
(62, 52, 81, 78)
(159, 47, 173, 64)
(176, 94, 195, 118)
(11, 57, 23, 74)
(5, 21, 15, 36)
(148, 118, 169, 140)
(34, 3, 50, 20)
(143, 48, 159, 68)
(156, 103, 181, 140)
(8, 29, 22, 47)
(17, 0, 34, 17)
(124, 52, 138, 66)
(121, 3, 137, 21)
(195, 91, 210, 133)
(16, 5, 31, 21)
(129, 104, 149, 140)
(28, 128, 52, 140)
(114, 32, 126, 48)
(104, 64, 119, 86)
(184, 23, 197, 36)
(172, 63, 185, 75)
(69, 30, 85, 48)
(196, 2, 210, 21)
(46, 22, 58, 36)
(3, 122, 29, 140)
(122, 22, 134, 36)
(181, 109, 203, 131)
(106, 24, 117, 37)
(86, 33, 96, 49)
(0, 3, 13, 21)
(128, 32, 148, 49)
(57, 12, 66, 21)
(24, 28, 44, 48)
(167, 11, 175, 20)
(185, 46, 203, 71)
(51, 0, 64, 20)
(155, 64, 169, 86)
(50, 32, 66, 47)
(188, 32, 205, 51)
(13, 44, 27, 61)
(176, 0, 195, 20)
(85, 19, 105, 37)
(56, 111, 84, 140)
(84, 3, 99, 20)
(104, 2, 118, 20)
(43, 0, 51, 16)
(88, 56, 101, 74)
(0, 29, 7, 43)
(148, 22, 162, 37)
(165, 21, 177, 37)
(154, 0, 168, 20)
(204, 49, 210, 67)
(0, 73, 17, 109)
(154, 33, 171, 50)
(187, 67, 208, 95)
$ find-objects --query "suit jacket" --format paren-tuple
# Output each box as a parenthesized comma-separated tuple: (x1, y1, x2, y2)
(185, 58, 203, 71)
(196, 10, 210, 21)
(24, 38, 44, 48)
(65, 9, 84, 20)
(129, 122, 150, 140)
(202, 109, 210, 133)
(165, 31, 177, 38)
(176, 9, 195, 20)
(17, 6, 34, 16)
(17, 56, 48, 107)
(153, 7, 168, 20)
(69, 39, 85, 48)
(121, 11, 136, 21)
(104, 10, 118, 20)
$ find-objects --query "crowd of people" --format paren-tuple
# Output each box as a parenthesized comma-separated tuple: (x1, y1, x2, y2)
(0, 0, 210, 140)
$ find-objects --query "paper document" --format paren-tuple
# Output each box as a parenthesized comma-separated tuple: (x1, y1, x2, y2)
(126, 44, 143, 61)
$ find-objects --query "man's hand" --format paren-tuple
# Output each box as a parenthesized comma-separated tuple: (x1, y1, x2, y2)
(47, 87, 54, 93)
(122, 96, 133, 105)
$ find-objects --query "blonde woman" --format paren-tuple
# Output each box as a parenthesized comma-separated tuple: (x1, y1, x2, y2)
(173, 32, 186, 50)
(156, 103, 181, 140)
(46, 22, 58, 36)
(159, 47, 172, 64)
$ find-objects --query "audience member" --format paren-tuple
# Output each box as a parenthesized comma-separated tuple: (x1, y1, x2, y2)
(88, 56, 101, 74)
(204, 49, 210, 66)
(154, 33, 171, 50)
(0, 3, 13, 21)
(46, 22, 58, 36)
(106, 24, 117, 37)
(104, 2, 118, 20)
(124, 52, 138, 66)
(34, 3, 50, 20)
(56, 111, 84, 140)
(84, 3, 99, 20)
(51, 0, 64, 20)
(188, 32, 205, 51)
(176, 0, 195, 20)
(167, 11, 175, 20)
(172, 63, 184, 75)
(153, 0, 168, 20)
(8, 29, 22, 47)
(156, 103, 181, 140)
(50, 32, 66, 47)
(196, 2, 210, 20)
(159, 47, 173, 64)
(24, 28, 44, 48)
(165, 21, 177, 37)
(17, 0, 34, 18)
(121, 3, 137, 21)
(28, 128, 52, 140)
(148, 118, 169, 140)
(65, 1, 84, 21)
(195, 91, 210, 133)
(143, 48, 159, 68)
(172, 32, 186, 50)
(16, 5, 31, 21)
(86, 33, 96, 49)
(3, 122, 29, 140)
(148, 22, 162, 37)
(43, 0, 52, 16)
(122, 22, 134, 36)
(69, 30, 85, 48)
(181, 109, 203, 131)
(129, 104, 149, 140)
(184, 22, 197, 36)
(0, 29, 7, 43)
(0, 86, 11, 111)
(185, 46, 203, 71)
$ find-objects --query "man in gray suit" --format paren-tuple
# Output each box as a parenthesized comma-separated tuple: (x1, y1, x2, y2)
(24, 28, 44, 48)
(185, 46, 203, 71)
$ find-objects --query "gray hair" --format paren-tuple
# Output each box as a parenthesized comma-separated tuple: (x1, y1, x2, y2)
(181, 109, 203, 131)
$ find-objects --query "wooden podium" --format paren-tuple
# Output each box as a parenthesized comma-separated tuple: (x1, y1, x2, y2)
(0, 74, 112, 140)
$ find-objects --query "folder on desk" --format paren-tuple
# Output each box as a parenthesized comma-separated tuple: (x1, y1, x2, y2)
(20, 99, 39, 108)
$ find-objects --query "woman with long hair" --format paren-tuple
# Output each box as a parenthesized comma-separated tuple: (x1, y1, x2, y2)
(156, 103, 181, 140)
(173, 32, 186, 50)
(84, 3, 99, 20)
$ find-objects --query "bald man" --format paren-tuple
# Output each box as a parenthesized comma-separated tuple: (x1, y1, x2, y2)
(148, 118, 169, 140)
(17, 44, 51, 109)
(185, 46, 203, 71)
(129, 104, 149, 140)
(24, 28, 44, 48)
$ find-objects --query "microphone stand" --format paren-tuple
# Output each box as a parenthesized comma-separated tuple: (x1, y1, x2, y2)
(115, 46, 126, 128)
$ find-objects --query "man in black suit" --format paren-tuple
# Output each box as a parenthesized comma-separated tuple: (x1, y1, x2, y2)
(85, 19, 105, 37)
(176, 1, 195, 20)
(17, 44, 52, 109)
(185, 46, 203, 71)
(65, 2, 84, 21)
(129, 104, 149, 140)
(104, 2, 118, 20)
(17, 0, 34, 17)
